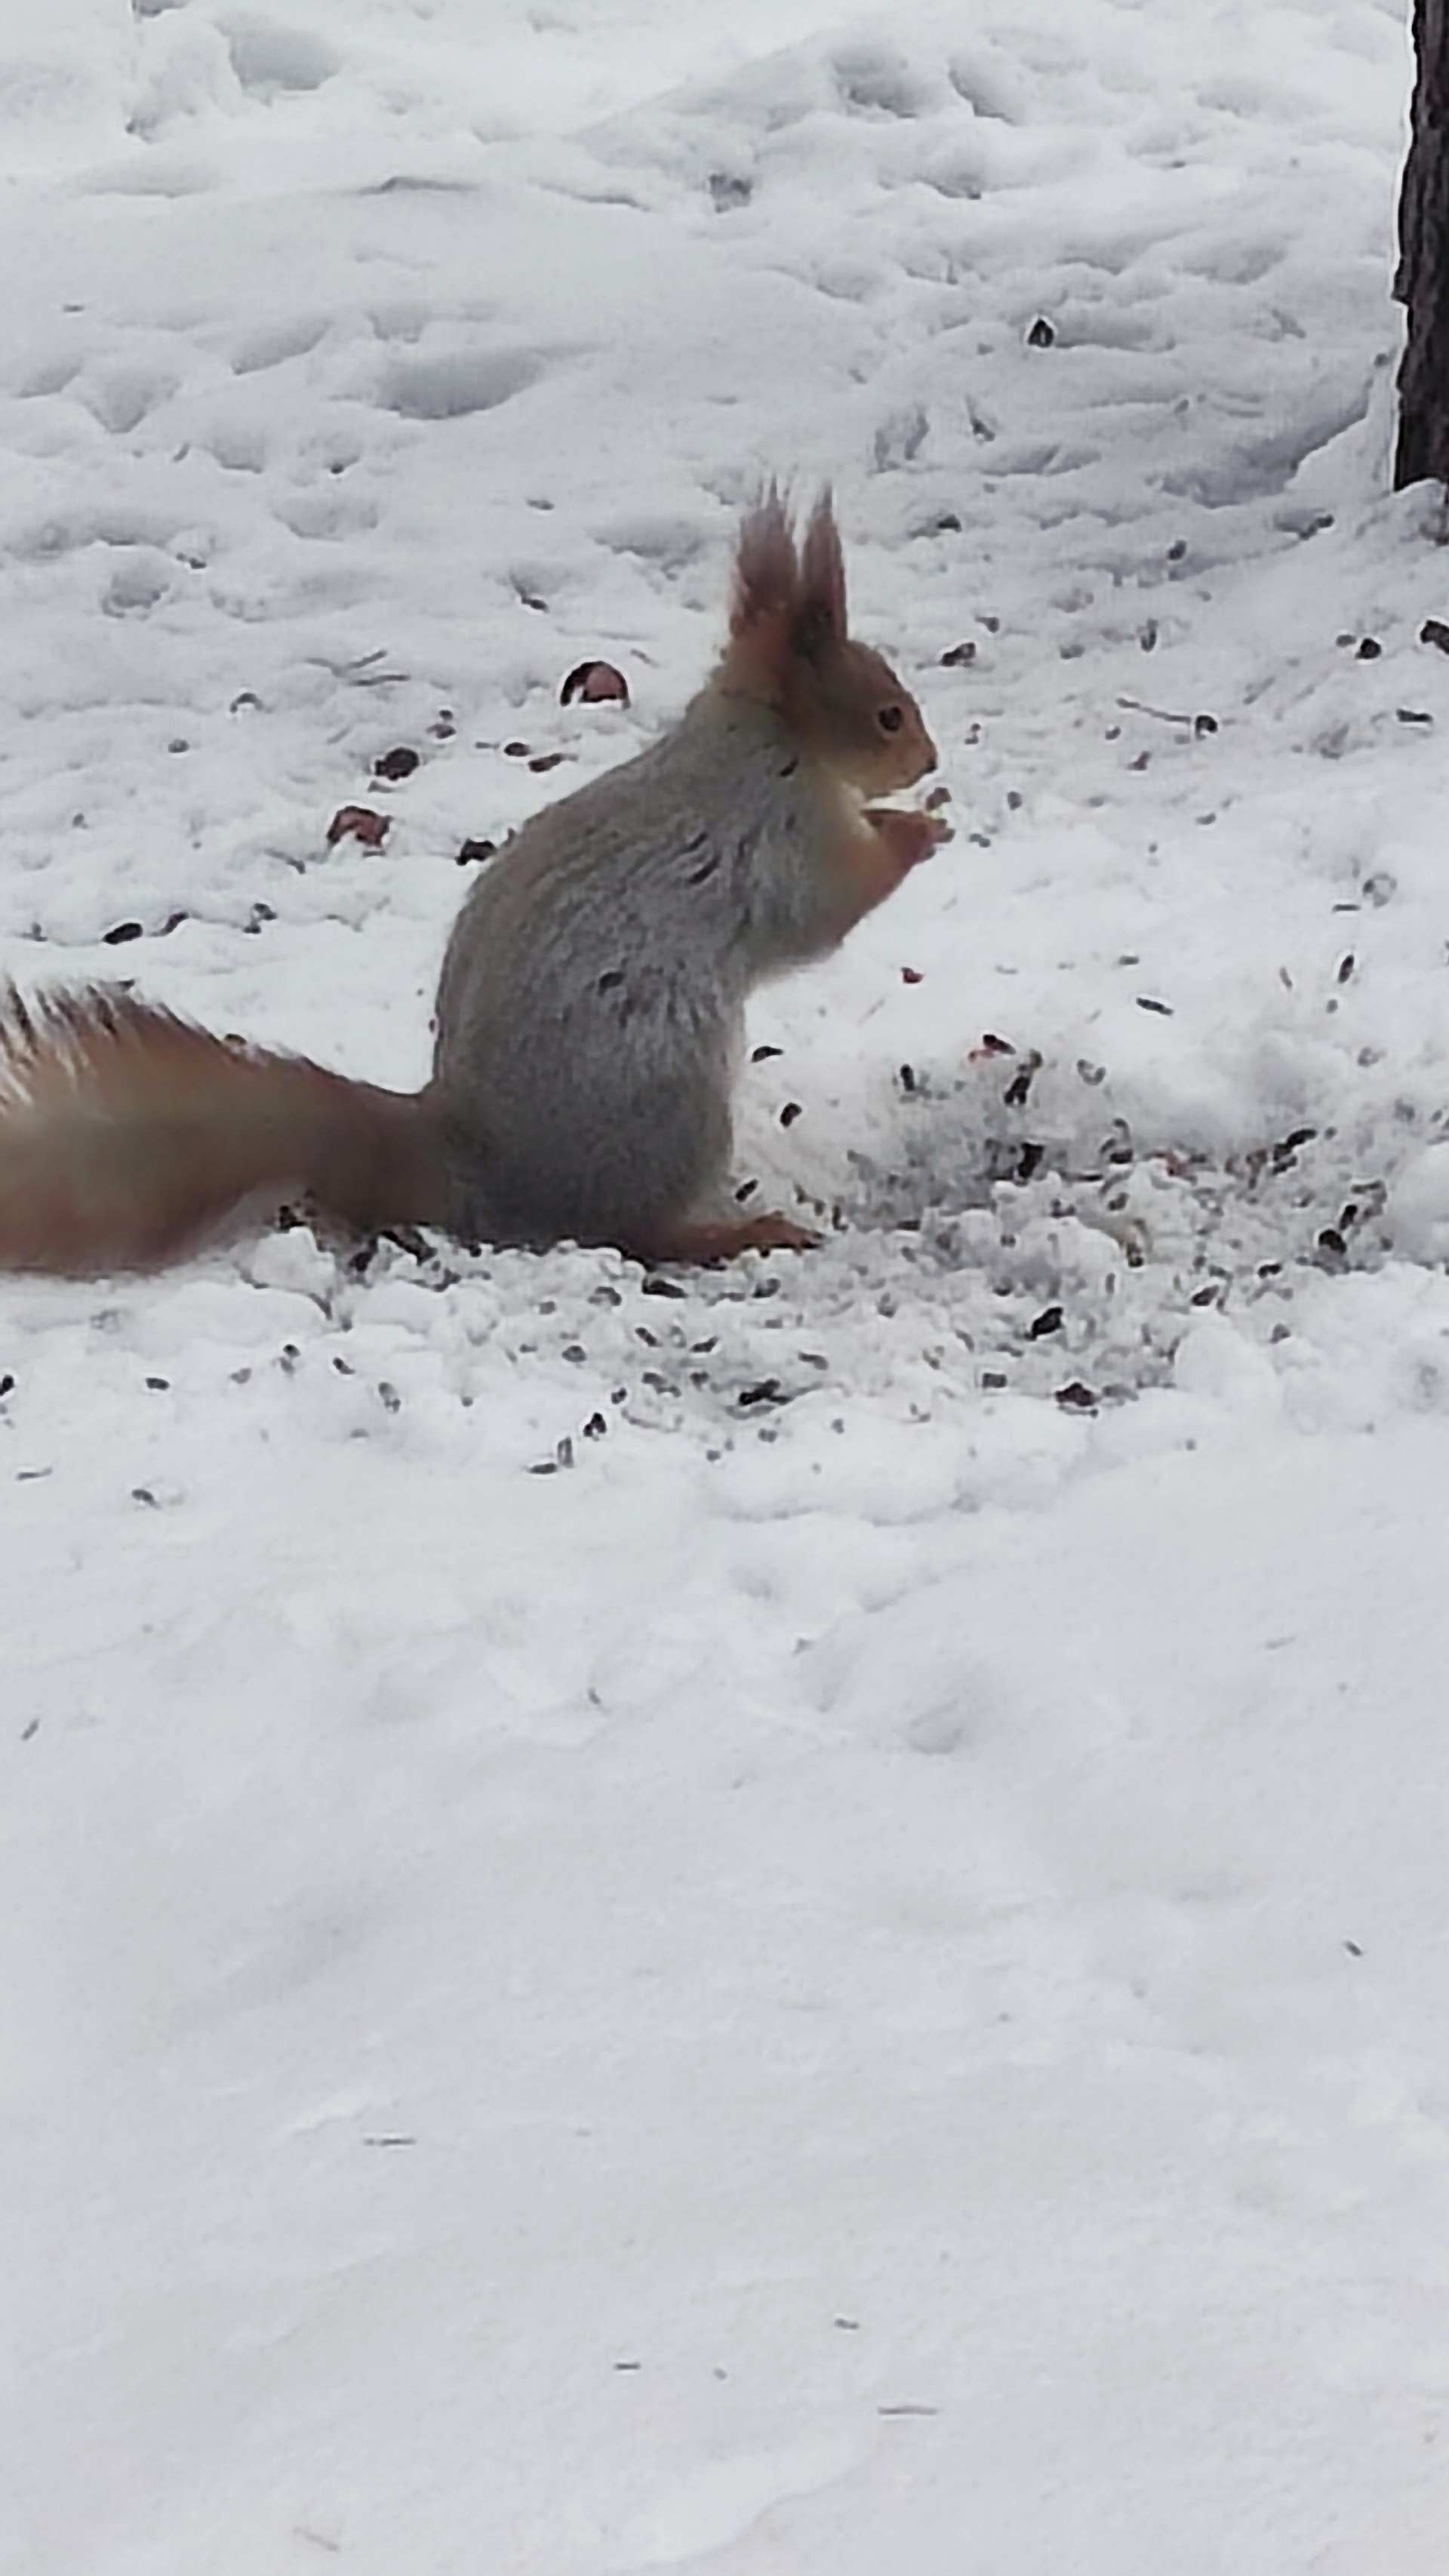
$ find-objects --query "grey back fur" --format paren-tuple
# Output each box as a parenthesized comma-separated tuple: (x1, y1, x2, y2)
(431, 688, 848, 1246)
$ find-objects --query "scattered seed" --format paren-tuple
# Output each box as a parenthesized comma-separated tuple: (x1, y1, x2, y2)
(738, 1378, 784, 1408)
(1055, 1381, 1099, 1413)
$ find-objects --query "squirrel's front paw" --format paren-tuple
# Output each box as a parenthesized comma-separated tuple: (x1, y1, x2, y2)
(863, 805, 952, 870)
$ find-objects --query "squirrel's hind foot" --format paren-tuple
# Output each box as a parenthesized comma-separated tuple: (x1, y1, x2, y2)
(632, 1208, 821, 1266)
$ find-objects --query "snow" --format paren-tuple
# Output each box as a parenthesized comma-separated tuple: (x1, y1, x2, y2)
(3, 2, 1449, 2568)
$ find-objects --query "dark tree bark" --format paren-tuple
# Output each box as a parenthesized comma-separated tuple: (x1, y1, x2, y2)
(1396, 0, 1449, 485)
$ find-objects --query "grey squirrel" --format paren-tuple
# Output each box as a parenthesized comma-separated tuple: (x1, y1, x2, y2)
(0, 490, 946, 1275)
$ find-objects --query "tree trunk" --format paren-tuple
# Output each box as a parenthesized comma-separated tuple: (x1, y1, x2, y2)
(1396, 0, 1449, 486)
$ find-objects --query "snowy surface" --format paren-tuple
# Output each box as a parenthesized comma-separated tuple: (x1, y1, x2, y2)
(5, 2, 1449, 2568)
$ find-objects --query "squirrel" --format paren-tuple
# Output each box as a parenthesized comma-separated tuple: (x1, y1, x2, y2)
(0, 488, 946, 1276)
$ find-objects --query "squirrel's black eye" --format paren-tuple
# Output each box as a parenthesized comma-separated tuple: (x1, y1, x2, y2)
(878, 704, 904, 734)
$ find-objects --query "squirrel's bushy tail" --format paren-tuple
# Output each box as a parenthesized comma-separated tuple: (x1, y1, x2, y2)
(0, 985, 451, 1274)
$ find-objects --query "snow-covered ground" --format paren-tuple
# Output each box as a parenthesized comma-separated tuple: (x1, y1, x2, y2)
(5, 2, 1449, 2567)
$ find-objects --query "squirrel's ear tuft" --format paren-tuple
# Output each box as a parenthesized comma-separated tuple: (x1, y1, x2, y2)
(730, 485, 799, 642)
(796, 489, 848, 654)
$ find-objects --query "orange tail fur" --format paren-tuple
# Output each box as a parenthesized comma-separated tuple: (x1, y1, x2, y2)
(0, 985, 447, 1274)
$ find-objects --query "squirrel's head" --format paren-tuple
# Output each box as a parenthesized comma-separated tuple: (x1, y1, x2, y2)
(720, 488, 937, 795)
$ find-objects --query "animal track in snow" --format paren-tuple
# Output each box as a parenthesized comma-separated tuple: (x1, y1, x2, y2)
(221, 15, 342, 99)
(376, 346, 544, 420)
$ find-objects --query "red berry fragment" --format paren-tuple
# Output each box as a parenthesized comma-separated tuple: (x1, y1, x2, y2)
(327, 805, 389, 848)
(561, 660, 630, 707)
